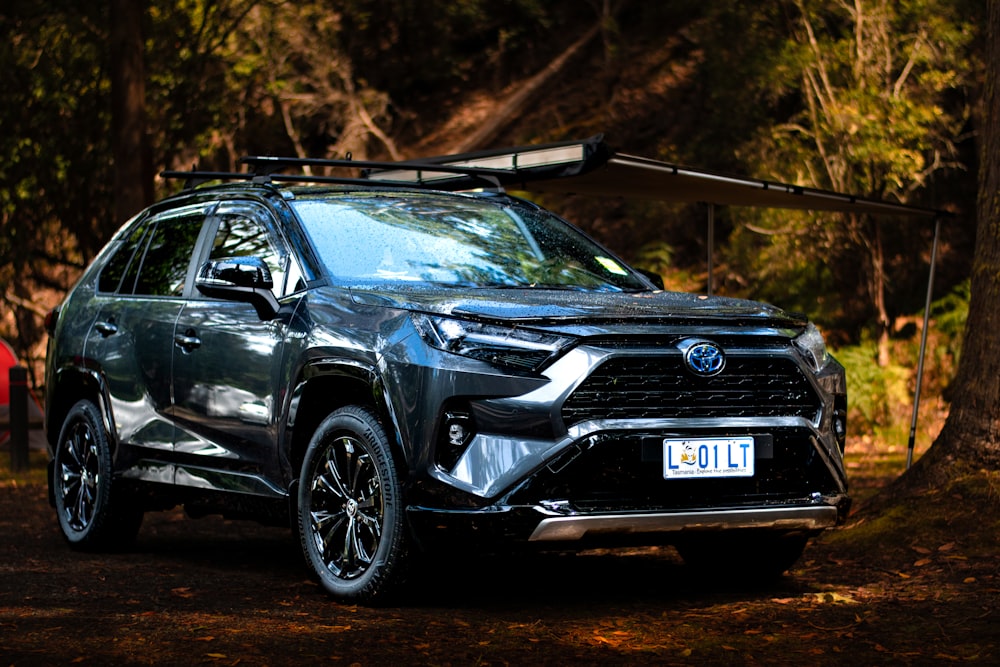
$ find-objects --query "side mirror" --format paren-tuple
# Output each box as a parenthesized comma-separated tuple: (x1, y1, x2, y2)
(195, 256, 279, 320)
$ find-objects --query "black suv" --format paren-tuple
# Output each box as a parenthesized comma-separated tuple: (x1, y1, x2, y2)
(45, 153, 849, 602)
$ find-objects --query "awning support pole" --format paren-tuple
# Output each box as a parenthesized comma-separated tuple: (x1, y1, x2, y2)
(707, 203, 715, 296)
(907, 217, 941, 469)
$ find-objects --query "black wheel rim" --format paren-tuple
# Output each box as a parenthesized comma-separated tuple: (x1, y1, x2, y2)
(57, 419, 101, 533)
(307, 435, 384, 580)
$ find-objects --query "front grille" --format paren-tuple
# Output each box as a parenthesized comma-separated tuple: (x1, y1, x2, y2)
(561, 355, 819, 425)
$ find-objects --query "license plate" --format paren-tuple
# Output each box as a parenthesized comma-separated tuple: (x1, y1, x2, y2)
(663, 437, 755, 479)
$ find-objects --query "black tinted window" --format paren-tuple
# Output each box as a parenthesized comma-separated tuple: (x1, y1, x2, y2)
(97, 222, 151, 293)
(130, 210, 205, 297)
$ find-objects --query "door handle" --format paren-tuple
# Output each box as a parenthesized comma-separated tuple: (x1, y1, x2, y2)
(174, 333, 202, 352)
(94, 320, 118, 337)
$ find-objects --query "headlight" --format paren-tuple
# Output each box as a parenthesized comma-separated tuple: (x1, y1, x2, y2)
(793, 322, 830, 372)
(412, 313, 573, 372)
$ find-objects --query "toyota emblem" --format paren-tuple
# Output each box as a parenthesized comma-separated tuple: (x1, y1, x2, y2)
(685, 342, 725, 376)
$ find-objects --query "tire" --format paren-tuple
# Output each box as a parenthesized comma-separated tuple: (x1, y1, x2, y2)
(675, 531, 809, 582)
(297, 406, 408, 603)
(52, 400, 143, 550)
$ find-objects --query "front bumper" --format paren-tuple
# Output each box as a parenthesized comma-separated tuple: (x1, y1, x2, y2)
(527, 502, 844, 541)
(406, 493, 850, 551)
(398, 333, 850, 552)
(422, 341, 848, 501)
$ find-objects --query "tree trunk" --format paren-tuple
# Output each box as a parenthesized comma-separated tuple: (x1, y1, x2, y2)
(110, 0, 151, 229)
(870, 219, 892, 368)
(909, 0, 1000, 477)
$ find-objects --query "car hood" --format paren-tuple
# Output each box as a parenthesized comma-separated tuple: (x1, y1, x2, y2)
(346, 285, 806, 329)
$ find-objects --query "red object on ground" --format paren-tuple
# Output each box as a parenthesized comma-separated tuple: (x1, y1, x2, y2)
(0, 338, 18, 406)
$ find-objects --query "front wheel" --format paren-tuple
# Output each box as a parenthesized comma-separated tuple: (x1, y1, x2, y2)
(297, 406, 408, 603)
(52, 400, 142, 550)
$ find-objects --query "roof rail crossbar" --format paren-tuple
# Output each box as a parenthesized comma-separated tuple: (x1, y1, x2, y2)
(160, 170, 252, 190)
(263, 173, 483, 188)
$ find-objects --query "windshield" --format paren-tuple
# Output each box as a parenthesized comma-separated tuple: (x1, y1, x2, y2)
(291, 192, 649, 291)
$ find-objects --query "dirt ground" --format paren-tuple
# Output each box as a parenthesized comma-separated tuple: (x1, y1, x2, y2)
(1, 451, 997, 666)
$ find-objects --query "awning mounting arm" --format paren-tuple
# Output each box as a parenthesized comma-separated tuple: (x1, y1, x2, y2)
(907, 216, 942, 469)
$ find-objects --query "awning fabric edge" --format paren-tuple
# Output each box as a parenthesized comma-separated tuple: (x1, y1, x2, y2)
(369, 136, 947, 218)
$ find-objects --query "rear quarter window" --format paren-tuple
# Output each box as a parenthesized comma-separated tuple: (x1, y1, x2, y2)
(97, 223, 151, 294)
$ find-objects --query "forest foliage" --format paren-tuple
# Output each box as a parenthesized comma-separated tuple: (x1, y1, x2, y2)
(0, 0, 986, 443)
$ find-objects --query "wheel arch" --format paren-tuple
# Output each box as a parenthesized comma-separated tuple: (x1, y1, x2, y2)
(285, 359, 407, 485)
(46, 366, 115, 451)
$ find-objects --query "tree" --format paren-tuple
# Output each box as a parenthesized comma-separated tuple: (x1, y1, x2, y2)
(233, 2, 400, 162)
(909, 0, 1000, 476)
(0, 3, 112, 375)
(722, 0, 973, 356)
(110, 0, 152, 224)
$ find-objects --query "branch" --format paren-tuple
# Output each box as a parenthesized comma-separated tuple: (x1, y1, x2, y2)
(454, 21, 603, 152)
(893, 32, 924, 98)
(354, 100, 402, 161)
(852, 0, 864, 83)
(796, 0, 837, 108)
(276, 94, 311, 172)
(743, 222, 807, 236)
(774, 122, 815, 138)
(205, 0, 263, 56)
(4, 292, 49, 319)
(802, 69, 839, 189)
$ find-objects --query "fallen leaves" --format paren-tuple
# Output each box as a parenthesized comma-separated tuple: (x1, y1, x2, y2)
(809, 591, 860, 605)
(771, 591, 859, 606)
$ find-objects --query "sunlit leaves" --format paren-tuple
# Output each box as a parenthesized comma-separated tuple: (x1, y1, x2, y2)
(717, 0, 977, 338)
(767, 0, 973, 196)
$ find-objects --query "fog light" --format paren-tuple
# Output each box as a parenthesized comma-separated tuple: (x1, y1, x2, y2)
(833, 406, 848, 454)
(448, 422, 467, 447)
(437, 410, 475, 471)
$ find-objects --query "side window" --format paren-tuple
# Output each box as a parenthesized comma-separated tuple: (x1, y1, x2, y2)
(130, 210, 206, 297)
(97, 221, 152, 293)
(210, 205, 288, 296)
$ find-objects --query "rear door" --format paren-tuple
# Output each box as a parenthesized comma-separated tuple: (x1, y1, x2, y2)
(86, 203, 211, 474)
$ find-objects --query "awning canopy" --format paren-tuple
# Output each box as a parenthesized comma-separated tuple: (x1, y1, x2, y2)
(367, 135, 945, 218)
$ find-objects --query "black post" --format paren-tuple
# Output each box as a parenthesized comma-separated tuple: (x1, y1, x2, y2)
(9, 366, 30, 472)
(706, 203, 715, 297)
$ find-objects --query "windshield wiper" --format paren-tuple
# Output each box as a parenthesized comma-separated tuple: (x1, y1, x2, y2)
(478, 282, 621, 292)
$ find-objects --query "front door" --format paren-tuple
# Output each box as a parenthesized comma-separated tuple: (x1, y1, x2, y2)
(171, 201, 294, 495)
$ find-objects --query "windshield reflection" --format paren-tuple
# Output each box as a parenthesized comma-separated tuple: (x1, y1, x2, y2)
(291, 193, 647, 291)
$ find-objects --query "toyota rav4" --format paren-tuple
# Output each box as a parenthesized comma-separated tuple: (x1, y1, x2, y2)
(44, 152, 849, 603)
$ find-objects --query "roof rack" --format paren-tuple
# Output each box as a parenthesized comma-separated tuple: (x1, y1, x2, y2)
(159, 136, 613, 191)
(160, 155, 530, 191)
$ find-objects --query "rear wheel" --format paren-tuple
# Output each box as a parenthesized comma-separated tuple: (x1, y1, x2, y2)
(52, 400, 142, 550)
(297, 406, 408, 603)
